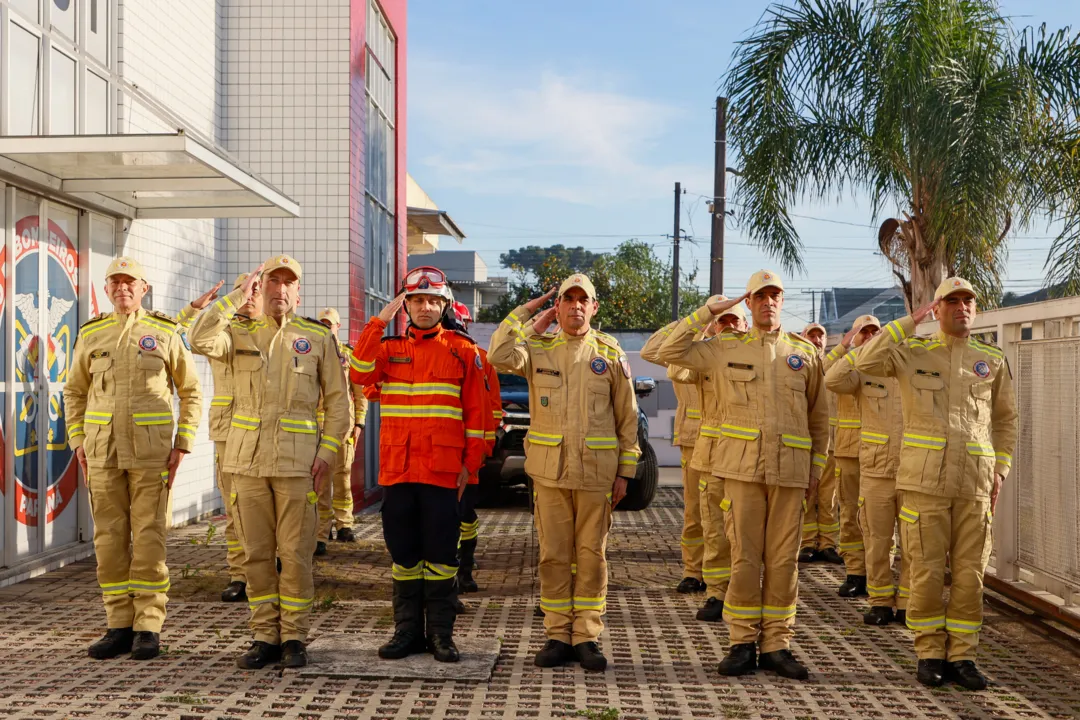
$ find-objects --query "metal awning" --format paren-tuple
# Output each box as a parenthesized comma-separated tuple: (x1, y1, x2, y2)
(407, 207, 466, 241)
(0, 132, 299, 219)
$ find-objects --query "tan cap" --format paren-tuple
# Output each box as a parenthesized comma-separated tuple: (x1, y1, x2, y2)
(746, 269, 784, 294)
(317, 307, 340, 325)
(803, 322, 826, 336)
(558, 273, 597, 300)
(105, 256, 146, 282)
(853, 314, 881, 330)
(935, 276, 976, 301)
(233, 273, 251, 291)
(262, 254, 302, 281)
(709, 294, 746, 321)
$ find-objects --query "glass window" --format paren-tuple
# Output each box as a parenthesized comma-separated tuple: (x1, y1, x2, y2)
(365, 0, 397, 317)
(9, 22, 42, 135)
(51, 0, 76, 43)
(83, 0, 107, 65)
(49, 48, 76, 135)
(84, 70, 107, 134)
(9, 0, 39, 23)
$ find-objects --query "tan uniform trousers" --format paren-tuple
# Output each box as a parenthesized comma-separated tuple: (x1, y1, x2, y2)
(534, 484, 612, 646)
(801, 451, 839, 550)
(215, 442, 245, 582)
(232, 474, 318, 645)
(722, 478, 803, 653)
(679, 446, 704, 580)
(836, 457, 865, 573)
(699, 474, 731, 600)
(860, 476, 910, 610)
(88, 466, 171, 633)
(900, 491, 993, 662)
(316, 440, 356, 542)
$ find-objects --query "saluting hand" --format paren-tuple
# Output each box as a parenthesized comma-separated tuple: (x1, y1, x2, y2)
(240, 264, 264, 305)
(378, 293, 406, 324)
(312, 458, 330, 494)
(912, 299, 939, 326)
(531, 307, 557, 334)
(841, 322, 863, 348)
(707, 292, 749, 317)
(191, 280, 225, 310)
(524, 286, 558, 314)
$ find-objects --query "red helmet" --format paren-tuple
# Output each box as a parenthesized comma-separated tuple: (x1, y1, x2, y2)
(452, 301, 472, 324)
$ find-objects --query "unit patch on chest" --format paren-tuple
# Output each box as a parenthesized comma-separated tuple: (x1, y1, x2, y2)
(590, 357, 608, 375)
(786, 354, 805, 371)
(293, 337, 312, 354)
(139, 335, 158, 352)
(973, 360, 991, 378)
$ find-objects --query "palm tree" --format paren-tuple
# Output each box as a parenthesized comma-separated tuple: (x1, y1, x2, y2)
(725, 0, 1080, 309)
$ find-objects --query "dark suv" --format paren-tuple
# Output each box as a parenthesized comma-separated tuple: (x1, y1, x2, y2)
(479, 373, 660, 510)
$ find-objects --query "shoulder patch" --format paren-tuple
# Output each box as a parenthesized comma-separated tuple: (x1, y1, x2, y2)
(593, 330, 622, 350)
(785, 332, 815, 354)
(149, 310, 178, 326)
(452, 329, 477, 344)
(380, 335, 405, 343)
(81, 312, 112, 328)
(292, 317, 330, 337)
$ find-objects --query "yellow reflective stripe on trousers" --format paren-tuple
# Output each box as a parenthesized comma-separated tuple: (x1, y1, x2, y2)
(527, 431, 563, 446)
(133, 413, 172, 426)
(720, 424, 760, 440)
(698, 477, 707, 492)
(232, 415, 261, 430)
(466, 429, 486, 439)
(903, 433, 946, 450)
(573, 596, 606, 611)
(540, 597, 572, 611)
(99, 580, 129, 596)
(867, 583, 896, 597)
(898, 506, 919, 524)
(906, 614, 946, 630)
(129, 578, 170, 592)
(837, 419, 862, 429)
(762, 604, 796, 619)
(392, 563, 424, 581)
(381, 382, 462, 398)
(781, 434, 812, 449)
(945, 617, 982, 633)
(802, 520, 819, 532)
(331, 499, 353, 509)
(585, 436, 618, 450)
(702, 566, 731, 579)
(861, 431, 889, 445)
(424, 562, 457, 581)
(279, 595, 314, 611)
(248, 593, 279, 608)
(680, 535, 705, 547)
(898, 586, 911, 598)
(381, 405, 463, 420)
(724, 604, 762, 619)
(820, 521, 840, 532)
(840, 541, 864, 552)
(685, 408, 701, 419)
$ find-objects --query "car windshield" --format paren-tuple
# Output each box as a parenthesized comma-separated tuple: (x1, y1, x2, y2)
(498, 373, 529, 389)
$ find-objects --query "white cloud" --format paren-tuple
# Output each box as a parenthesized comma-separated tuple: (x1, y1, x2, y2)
(409, 58, 711, 206)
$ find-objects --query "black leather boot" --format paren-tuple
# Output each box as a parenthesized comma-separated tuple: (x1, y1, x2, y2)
(379, 579, 426, 659)
(797, 547, 818, 563)
(676, 577, 705, 593)
(864, 606, 895, 625)
(838, 574, 868, 597)
(131, 631, 160, 660)
(574, 641, 608, 672)
(281, 640, 308, 668)
(335, 527, 356, 542)
(696, 597, 725, 622)
(429, 634, 460, 663)
(237, 641, 281, 669)
(917, 659, 946, 687)
(534, 639, 574, 667)
(759, 649, 809, 680)
(945, 660, 988, 691)
(221, 581, 247, 603)
(819, 547, 844, 565)
(718, 643, 757, 676)
(457, 538, 479, 593)
(88, 628, 134, 660)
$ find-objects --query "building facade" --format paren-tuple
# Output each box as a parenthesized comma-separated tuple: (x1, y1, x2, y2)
(0, 0, 407, 581)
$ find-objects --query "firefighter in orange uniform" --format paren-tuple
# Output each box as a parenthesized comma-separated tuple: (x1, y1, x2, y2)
(446, 300, 501, 600)
(350, 266, 488, 663)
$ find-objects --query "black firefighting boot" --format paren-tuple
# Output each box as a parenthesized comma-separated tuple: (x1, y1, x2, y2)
(838, 574, 868, 597)
(425, 570, 461, 663)
(457, 538, 480, 593)
(379, 580, 427, 659)
(88, 628, 134, 660)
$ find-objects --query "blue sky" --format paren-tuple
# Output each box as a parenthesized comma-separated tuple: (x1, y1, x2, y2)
(407, 0, 1080, 326)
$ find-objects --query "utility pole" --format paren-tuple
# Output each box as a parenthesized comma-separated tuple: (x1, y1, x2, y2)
(802, 289, 818, 323)
(709, 96, 728, 296)
(672, 182, 681, 321)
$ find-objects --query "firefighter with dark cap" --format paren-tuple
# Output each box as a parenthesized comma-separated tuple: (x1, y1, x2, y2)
(65, 256, 203, 661)
(489, 275, 640, 673)
(444, 299, 501, 602)
(856, 278, 1017, 690)
(186, 273, 265, 602)
(189, 255, 350, 670)
(350, 266, 488, 663)
(313, 306, 368, 555)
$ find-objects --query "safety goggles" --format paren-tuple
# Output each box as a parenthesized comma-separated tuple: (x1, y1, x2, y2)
(403, 266, 448, 292)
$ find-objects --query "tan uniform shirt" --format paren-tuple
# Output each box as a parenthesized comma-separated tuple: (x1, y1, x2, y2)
(641, 320, 702, 449)
(188, 289, 350, 478)
(64, 309, 203, 469)
(855, 316, 1018, 499)
(489, 305, 641, 491)
(824, 346, 904, 479)
(317, 340, 369, 439)
(656, 306, 830, 488)
(824, 344, 863, 458)
(189, 309, 254, 443)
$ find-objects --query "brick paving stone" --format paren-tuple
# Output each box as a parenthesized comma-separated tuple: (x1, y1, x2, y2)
(0, 487, 1077, 719)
